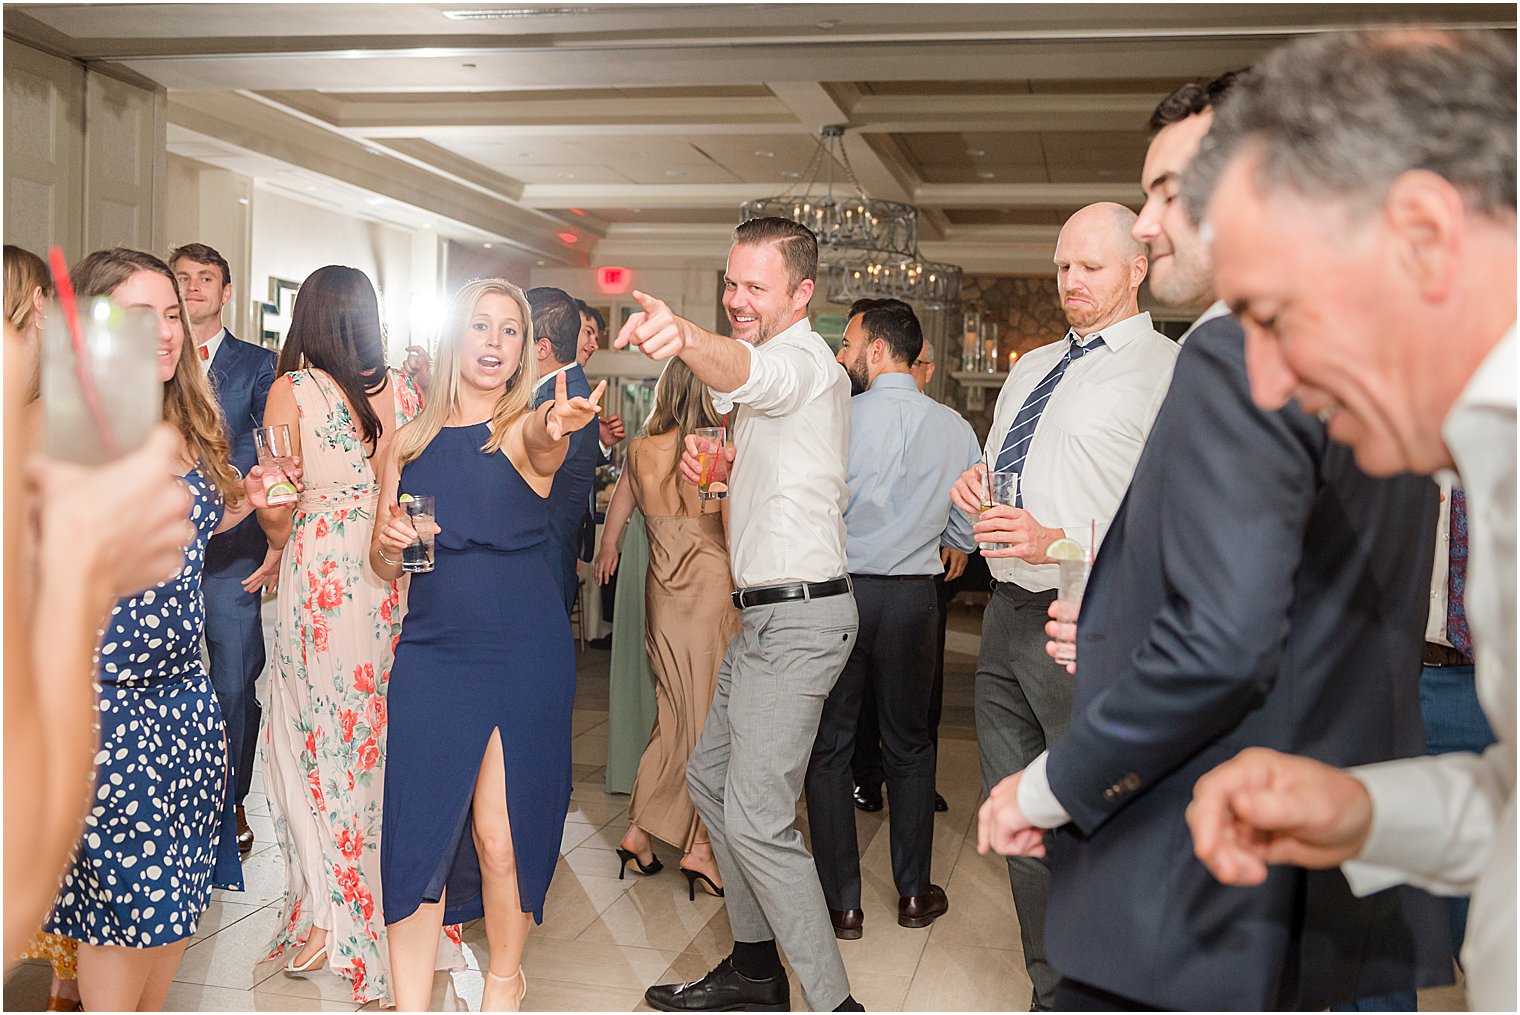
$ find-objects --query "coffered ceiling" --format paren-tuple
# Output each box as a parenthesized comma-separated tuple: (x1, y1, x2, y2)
(7, 3, 1513, 272)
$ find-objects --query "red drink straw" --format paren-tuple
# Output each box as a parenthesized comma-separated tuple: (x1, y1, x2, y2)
(47, 247, 121, 458)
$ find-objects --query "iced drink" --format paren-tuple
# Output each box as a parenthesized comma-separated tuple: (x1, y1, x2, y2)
(400, 494, 436, 573)
(253, 425, 299, 505)
(694, 426, 728, 501)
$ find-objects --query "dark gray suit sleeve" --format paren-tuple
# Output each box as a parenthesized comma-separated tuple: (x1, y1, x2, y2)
(1045, 323, 1323, 835)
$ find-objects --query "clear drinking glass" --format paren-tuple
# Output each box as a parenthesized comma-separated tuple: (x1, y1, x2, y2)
(1053, 552, 1091, 666)
(401, 494, 436, 573)
(694, 426, 729, 500)
(253, 425, 299, 506)
(978, 470, 1019, 551)
(41, 297, 162, 465)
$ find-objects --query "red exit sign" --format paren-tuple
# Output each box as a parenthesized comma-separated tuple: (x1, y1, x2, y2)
(597, 266, 631, 294)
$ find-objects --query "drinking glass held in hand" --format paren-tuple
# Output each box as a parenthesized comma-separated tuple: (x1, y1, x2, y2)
(692, 426, 728, 500)
(978, 470, 1019, 551)
(252, 424, 299, 506)
(376, 494, 438, 574)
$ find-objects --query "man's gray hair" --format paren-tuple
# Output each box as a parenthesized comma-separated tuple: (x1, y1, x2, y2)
(1183, 29, 1516, 222)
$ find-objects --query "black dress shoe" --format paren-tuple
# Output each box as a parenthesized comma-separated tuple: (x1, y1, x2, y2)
(829, 908, 864, 940)
(236, 805, 254, 856)
(851, 784, 883, 812)
(644, 958, 789, 1012)
(934, 792, 948, 813)
(898, 884, 949, 928)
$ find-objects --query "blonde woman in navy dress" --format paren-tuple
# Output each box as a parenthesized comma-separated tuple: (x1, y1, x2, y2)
(41, 248, 294, 1011)
(369, 279, 603, 1011)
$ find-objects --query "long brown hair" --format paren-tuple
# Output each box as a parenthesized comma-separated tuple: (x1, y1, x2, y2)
(70, 248, 241, 508)
(4, 245, 51, 333)
(275, 265, 389, 454)
(395, 278, 537, 467)
(645, 358, 721, 477)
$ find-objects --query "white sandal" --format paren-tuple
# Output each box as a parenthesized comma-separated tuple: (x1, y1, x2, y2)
(486, 966, 528, 1006)
(283, 942, 328, 974)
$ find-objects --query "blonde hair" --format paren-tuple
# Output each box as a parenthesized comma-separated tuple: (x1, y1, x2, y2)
(70, 248, 242, 509)
(645, 358, 721, 477)
(4, 245, 51, 334)
(396, 278, 538, 467)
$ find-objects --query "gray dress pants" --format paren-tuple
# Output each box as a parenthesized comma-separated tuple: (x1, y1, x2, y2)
(686, 591, 859, 1013)
(975, 581, 1066, 1010)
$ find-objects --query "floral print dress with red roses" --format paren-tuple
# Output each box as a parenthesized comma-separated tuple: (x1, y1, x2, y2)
(261, 368, 462, 1004)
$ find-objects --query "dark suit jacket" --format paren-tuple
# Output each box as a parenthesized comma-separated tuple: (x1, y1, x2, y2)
(1043, 315, 1450, 1010)
(535, 364, 600, 608)
(204, 331, 278, 577)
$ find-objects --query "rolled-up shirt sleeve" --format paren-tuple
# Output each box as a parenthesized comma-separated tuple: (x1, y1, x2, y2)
(710, 338, 816, 418)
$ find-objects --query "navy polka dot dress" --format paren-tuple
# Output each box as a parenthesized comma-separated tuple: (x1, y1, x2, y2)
(45, 469, 245, 947)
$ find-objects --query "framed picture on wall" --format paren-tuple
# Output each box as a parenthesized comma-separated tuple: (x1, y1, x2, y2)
(254, 277, 299, 351)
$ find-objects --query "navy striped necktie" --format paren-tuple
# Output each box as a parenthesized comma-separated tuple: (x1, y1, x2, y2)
(994, 332, 1106, 507)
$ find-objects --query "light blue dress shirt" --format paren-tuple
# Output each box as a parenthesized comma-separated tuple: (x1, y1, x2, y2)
(843, 372, 981, 575)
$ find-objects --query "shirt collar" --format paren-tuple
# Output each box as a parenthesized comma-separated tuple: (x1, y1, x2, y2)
(1178, 300, 1231, 346)
(866, 372, 918, 394)
(536, 361, 575, 390)
(1067, 310, 1154, 353)
(1448, 323, 1517, 419)
(199, 327, 227, 369)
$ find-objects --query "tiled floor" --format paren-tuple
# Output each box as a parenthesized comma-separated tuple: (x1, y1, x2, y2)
(6, 602, 1468, 1011)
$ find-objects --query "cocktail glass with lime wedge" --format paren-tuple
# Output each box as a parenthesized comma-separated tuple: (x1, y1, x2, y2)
(694, 426, 728, 501)
(254, 424, 299, 506)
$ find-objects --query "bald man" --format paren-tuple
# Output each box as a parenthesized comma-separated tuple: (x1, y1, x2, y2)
(949, 202, 1178, 1008)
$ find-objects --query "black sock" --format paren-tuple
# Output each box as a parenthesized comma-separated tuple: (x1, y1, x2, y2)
(834, 995, 864, 1011)
(729, 939, 782, 980)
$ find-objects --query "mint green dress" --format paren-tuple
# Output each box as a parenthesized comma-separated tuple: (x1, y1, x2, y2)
(604, 508, 658, 794)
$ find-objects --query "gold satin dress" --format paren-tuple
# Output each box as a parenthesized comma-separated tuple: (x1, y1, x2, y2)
(625, 430, 740, 851)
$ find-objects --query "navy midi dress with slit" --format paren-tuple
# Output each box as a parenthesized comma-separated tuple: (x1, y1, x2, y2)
(380, 423, 575, 926)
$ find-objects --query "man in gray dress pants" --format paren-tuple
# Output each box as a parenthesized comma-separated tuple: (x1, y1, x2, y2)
(615, 216, 863, 1013)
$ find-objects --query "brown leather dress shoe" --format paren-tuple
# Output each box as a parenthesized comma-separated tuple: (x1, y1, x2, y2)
(236, 804, 254, 856)
(829, 907, 864, 940)
(898, 884, 949, 928)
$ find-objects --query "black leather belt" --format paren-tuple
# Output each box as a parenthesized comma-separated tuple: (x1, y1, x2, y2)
(1423, 641, 1473, 667)
(732, 576, 852, 610)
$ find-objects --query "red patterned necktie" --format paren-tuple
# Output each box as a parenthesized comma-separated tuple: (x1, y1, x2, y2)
(1447, 487, 1472, 659)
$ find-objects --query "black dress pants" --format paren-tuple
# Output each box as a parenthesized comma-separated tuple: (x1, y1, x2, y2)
(806, 574, 938, 906)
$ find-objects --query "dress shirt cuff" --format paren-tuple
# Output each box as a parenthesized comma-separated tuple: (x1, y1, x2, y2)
(1016, 752, 1071, 829)
(708, 341, 757, 416)
(1342, 760, 1448, 896)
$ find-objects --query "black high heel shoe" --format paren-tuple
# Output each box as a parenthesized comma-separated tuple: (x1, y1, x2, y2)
(616, 847, 664, 879)
(680, 866, 725, 900)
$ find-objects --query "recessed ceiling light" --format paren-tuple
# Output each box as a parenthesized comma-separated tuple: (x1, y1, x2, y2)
(815, 18, 840, 29)
(483, 242, 494, 249)
(967, 148, 987, 157)
(664, 169, 687, 178)
(977, 171, 996, 180)
(781, 171, 801, 179)
(754, 150, 775, 158)
(536, 259, 547, 266)
(556, 171, 576, 179)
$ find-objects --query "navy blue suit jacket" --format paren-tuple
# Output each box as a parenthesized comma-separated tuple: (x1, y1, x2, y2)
(1042, 315, 1450, 1009)
(535, 364, 599, 609)
(205, 331, 278, 576)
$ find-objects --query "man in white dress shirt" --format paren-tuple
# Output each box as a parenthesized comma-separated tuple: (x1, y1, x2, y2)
(615, 217, 863, 1014)
(948, 203, 1178, 1008)
(1182, 29, 1516, 1011)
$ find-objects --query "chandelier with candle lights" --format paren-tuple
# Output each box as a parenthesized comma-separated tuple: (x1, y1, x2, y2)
(740, 126, 964, 309)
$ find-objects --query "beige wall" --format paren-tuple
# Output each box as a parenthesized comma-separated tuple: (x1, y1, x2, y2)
(3, 39, 164, 264)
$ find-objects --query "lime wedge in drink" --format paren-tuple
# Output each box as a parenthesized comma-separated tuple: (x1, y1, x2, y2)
(266, 481, 298, 499)
(1047, 538, 1084, 561)
(707, 481, 728, 494)
(398, 493, 415, 504)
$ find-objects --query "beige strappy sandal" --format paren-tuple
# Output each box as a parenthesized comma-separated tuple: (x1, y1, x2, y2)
(485, 965, 527, 1009)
